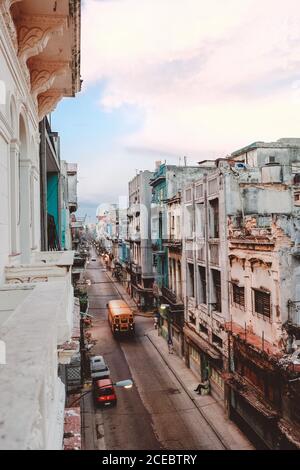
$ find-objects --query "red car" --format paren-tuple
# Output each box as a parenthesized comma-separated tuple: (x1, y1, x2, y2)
(93, 378, 117, 407)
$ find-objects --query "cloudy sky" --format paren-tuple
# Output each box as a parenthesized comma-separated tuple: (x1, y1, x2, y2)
(53, 0, 300, 221)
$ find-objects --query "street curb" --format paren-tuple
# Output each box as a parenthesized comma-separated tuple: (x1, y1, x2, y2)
(146, 332, 231, 450)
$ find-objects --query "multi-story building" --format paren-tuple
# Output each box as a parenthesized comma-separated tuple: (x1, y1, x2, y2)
(0, 0, 81, 449)
(224, 139, 300, 449)
(162, 191, 185, 355)
(127, 170, 154, 309)
(182, 139, 300, 449)
(150, 161, 215, 344)
(40, 118, 75, 251)
(117, 206, 131, 289)
(182, 164, 229, 403)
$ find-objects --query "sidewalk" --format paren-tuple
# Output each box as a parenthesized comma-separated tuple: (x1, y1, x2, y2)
(146, 329, 254, 450)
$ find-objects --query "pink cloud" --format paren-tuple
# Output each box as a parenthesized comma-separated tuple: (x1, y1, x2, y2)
(82, 0, 300, 157)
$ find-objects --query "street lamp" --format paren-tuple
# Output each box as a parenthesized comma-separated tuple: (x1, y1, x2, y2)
(114, 379, 133, 389)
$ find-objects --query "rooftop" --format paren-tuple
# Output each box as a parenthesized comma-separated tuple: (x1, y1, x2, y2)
(231, 138, 300, 158)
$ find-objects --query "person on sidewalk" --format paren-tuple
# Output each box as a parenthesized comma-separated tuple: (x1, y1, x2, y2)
(167, 338, 174, 354)
(194, 378, 210, 395)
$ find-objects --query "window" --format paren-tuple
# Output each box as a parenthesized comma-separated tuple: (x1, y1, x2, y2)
(185, 188, 192, 202)
(211, 368, 224, 390)
(209, 198, 219, 238)
(253, 289, 271, 318)
(159, 211, 163, 238)
(189, 315, 196, 325)
(212, 269, 222, 312)
(199, 323, 208, 336)
(187, 263, 195, 298)
(212, 333, 222, 348)
(196, 184, 203, 199)
(190, 346, 200, 363)
(198, 266, 207, 304)
(232, 284, 245, 307)
(196, 203, 205, 237)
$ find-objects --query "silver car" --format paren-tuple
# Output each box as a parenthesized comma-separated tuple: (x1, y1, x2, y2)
(90, 355, 110, 380)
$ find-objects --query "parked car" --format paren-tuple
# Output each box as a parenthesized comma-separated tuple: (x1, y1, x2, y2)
(90, 355, 110, 380)
(93, 378, 117, 407)
(91, 257, 97, 262)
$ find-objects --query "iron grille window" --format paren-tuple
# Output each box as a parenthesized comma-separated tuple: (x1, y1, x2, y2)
(232, 284, 245, 307)
(254, 289, 271, 317)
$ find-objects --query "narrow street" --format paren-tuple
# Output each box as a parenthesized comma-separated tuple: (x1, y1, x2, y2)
(81, 253, 229, 450)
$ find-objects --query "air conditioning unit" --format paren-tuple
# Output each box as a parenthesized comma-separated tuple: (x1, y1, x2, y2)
(234, 162, 247, 171)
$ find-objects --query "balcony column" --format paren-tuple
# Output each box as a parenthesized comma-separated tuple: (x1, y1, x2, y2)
(172, 258, 176, 295)
(244, 259, 252, 324)
(19, 158, 32, 264)
(9, 140, 20, 256)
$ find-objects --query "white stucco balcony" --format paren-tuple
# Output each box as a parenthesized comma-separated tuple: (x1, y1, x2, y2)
(5, 250, 74, 281)
(5, 251, 75, 343)
(0, 281, 75, 449)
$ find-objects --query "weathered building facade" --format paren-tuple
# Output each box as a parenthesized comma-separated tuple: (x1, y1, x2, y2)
(0, 0, 81, 449)
(152, 162, 218, 351)
(182, 165, 229, 402)
(223, 139, 300, 449)
(182, 139, 300, 448)
(127, 170, 154, 309)
(161, 191, 185, 356)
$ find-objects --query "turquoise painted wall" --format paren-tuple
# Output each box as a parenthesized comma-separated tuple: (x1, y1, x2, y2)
(61, 208, 67, 249)
(47, 173, 59, 234)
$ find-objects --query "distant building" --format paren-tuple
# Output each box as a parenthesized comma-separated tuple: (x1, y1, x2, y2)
(127, 171, 154, 309)
(150, 161, 215, 346)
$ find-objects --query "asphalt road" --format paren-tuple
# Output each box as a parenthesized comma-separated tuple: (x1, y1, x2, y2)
(82, 255, 226, 451)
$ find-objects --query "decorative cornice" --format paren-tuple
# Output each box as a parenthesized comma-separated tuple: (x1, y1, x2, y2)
(4, 0, 23, 7)
(17, 14, 68, 64)
(38, 88, 65, 121)
(70, 0, 81, 95)
(28, 59, 70, 101)
(0, 0, 22, 50)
